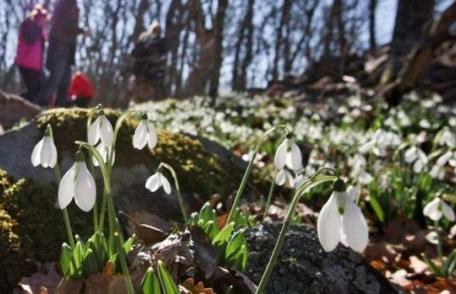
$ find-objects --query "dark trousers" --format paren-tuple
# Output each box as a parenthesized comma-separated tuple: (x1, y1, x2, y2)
(18, 66, 42, 104)
(38, 40, 73, 107)
(73, 97, 91, 108)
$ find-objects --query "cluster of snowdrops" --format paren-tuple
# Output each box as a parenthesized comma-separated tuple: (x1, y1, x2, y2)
(29, 97, 456, 292)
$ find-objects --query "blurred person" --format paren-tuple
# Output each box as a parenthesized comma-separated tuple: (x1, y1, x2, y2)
(14, 4, 48, 104)
(68, 71, 94, 107)
(130, 20, 166, 103)
(38, 0, 87, 107)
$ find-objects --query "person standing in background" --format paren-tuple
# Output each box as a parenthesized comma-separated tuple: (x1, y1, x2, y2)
(38, 0, 87, 107)
(14, 4, 48, 104)
(130, 20, 166, 104)
(68, 71, 94, 107)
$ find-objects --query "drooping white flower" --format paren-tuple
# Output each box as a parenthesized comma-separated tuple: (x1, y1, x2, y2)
(425, 231, 439, 245)
(58, 151, 96, 212)
(430, 151, 453, 179)
(317, 180, 369, 253)
(145, 171, 171, 194)
(132, 118, 157, 150)
(359, 129, 400, 157)
(275, 169, 294, 187)
(31, 132, 57, 168)
(404, 146, 428, 173)
(274, 137, 302, 171)
(88, 114, 114, 146)
(437, 128, 456, 148)
(93, 143, 115, 167)
(423, 197, 455, 222)
(349, 154, 372, 185)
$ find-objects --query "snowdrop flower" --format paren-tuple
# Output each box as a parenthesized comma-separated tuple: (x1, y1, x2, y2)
(31, 128, 57, 168)
(317, 180, 368, 253)
(404, 146, 428, 173)
(275, 169, 295, 187)
(437, 128, 456, 148)
(88, 114, 114, 146)
(430, 151, 453, 179)
(423, 197, 455, 222)
(349, 154, 372, 185)
(58, 151, 96, 212)
(132, 116, 157, 150)
(274, 136, 302, 171)
(359, 129, 400, 157)
(93, 143, 115, 167)
(145, 171, 171, 194)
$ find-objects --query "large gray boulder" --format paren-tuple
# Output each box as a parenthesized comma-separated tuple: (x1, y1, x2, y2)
(245, 223, 398, 294)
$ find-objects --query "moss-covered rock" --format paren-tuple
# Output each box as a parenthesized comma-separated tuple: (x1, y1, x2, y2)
(36, 108, 239, 198)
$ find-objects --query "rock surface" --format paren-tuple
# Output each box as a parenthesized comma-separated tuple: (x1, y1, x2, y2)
(0, 90, 41, 129)
(0, 108, 245, 222)
(245, 223, 398, 294)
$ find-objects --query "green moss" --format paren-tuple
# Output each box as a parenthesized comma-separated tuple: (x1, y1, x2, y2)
(36, 108, 240, 198)
(1, 178, 92, 263)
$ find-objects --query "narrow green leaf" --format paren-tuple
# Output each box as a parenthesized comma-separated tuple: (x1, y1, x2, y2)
(141, 267, 161, 294)
(60, 243, 73, 278)
(213, 222, 234, 246)
(156, 260, 179, 294)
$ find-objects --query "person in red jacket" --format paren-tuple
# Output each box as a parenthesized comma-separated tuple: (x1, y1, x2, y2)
(68, 71, 94, 107)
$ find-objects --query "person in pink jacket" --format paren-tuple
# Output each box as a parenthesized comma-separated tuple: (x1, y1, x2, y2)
(14, 4, 48, 104)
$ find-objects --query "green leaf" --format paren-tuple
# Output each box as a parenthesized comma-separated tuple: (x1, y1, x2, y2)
(60, 243, 74, 278)
(82, 248, 98, 276)
(156, 260, 179, 294)
(141, 267, 161, 294)
(368, 184, 385, 223)
(213, 222, 234, 246)
(203, 220, 219, 239)
(123, 236, 135, 254)
(73, 240, 85, 271)
(199, 202, 216, 223)
(225, 231, 247, 260)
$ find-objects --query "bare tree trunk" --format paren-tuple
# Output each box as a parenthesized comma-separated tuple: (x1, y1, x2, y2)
(368, 0, 377, 51)
(232, 0, 255, 91)
(272, 0, 291, 81)
(131, 0, 150, 43)
(381, 2, 456, 106)
(187, 0, 229, 100)
(380, 0, 435, 85)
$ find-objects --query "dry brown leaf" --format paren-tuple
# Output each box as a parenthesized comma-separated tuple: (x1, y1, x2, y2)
(181, 278, 215, 294)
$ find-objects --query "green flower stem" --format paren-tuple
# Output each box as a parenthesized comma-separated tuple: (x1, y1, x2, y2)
(49, 125, 75, 248)
(263, 172, 277, 221)
(227, 125, 289, 224)
(77, 142, 116, 237)
(255, 175, 337, 294)
(435, 220, 443, 265)
(114, 232, 134, 294)
(159, 162, 188, 223)
(86, 153, 99, 232)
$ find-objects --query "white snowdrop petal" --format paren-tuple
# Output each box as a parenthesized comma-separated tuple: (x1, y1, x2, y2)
(31, 138, 44, 167)
(58, 165, 76, 209)
(147, 125, 158, 149)
(274, 139, 288, 170)
(437, 151, 452, 166)
(88, 117, 100, 145)
(99, 116, 114, 146)
(287, 143, 302, 171)
(160, 174, 172, 194)
(342, 200, 369, 253)
(404, 147, 417, 163)
(40, 137, 54, 168)
(275, 170, 287, 186)
(145, 173, 161, 192)
(133, 120, 148, 150)
(359, 140, 373, 154)
(74, 163, 96, 212)
(49, 139, 58, 168)
(317, 194, 342, 252)
(423, 198, 442, 221)
(441, 201, 455, 222)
